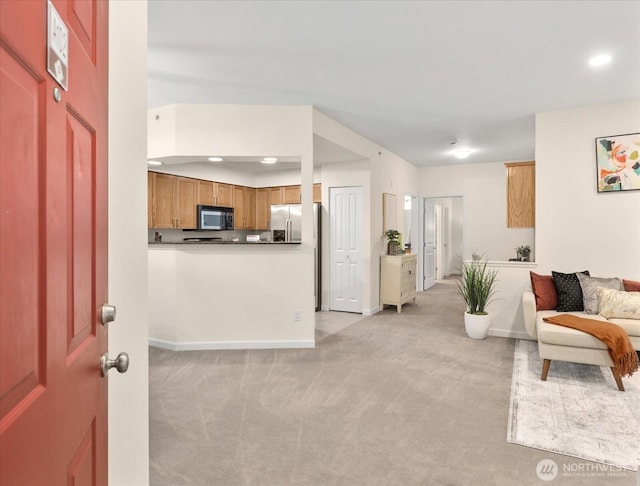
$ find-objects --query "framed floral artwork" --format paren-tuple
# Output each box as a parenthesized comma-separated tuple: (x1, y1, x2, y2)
(595, 133, 640, 193)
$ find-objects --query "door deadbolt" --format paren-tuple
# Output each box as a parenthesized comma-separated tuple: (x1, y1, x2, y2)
(100, 352, 129, 377)
(101, 304, 116, 325)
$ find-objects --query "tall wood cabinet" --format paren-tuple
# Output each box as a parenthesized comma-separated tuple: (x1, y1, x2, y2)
(380, 254, 417, 313)
(505, 161, 535, 228)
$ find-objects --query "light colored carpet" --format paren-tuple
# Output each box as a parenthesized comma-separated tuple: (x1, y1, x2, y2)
(150, 280, 638, 485)
(507, 339, 640, 471)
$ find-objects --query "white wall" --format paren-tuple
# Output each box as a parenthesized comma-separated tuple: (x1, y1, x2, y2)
(149, 246, 314, 348)
(420, 161, 535, 261)
(313, 110, 420, 314)
(108, 2, 149, 484)
(317, 159, 371, 311)
(535, 100, 640, 279)
(147, 105, 316, 345)
(149, 164, 315, 188)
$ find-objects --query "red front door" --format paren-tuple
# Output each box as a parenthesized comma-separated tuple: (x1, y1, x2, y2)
(0, 1, 109, 484)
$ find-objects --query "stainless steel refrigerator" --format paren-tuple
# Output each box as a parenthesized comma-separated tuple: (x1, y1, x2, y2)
(271, 203, 321, 310)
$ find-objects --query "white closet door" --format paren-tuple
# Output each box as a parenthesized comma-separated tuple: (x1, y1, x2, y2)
(329, 186, 363, 313)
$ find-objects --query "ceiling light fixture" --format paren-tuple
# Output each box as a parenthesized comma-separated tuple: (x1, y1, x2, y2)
(261, 157, 277, 164)
(208, 157, 223, 162)
(452, 148, 472, 159)
(147, 160, 163, 166)
(589, 53, 612, 67)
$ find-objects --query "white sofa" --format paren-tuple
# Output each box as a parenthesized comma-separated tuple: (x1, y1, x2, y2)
(522, 290, 640, 391)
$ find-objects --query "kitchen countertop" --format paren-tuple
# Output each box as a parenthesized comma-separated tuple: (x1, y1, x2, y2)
(148, 241, 301, 245)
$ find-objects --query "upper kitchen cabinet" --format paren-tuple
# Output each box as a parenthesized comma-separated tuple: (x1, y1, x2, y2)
(148, 172, 198, 229)
(313, 183, 322, 203)
(505, 161, 535, 228)
(269, 186, 284, 205)
(283, 185, 301, 204)
(196, 180, 233, 207)
(196, 180, 214, 206)
(233, 185, 256, 229)
(255, 188, 270, 230)
(176, 177, 198, 229)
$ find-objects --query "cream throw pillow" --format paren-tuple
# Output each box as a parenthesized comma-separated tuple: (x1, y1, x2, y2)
(597, 287, 640, 319)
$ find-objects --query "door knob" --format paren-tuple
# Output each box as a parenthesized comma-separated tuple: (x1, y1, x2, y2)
(100, 352, 129, 377)
(101, 304, 116, 325)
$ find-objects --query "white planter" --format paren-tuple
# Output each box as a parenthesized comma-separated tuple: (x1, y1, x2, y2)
(464, 312, 491, 339)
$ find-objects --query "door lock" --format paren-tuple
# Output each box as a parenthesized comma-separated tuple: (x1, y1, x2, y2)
(101, 304, 116, 325)
(100, 352, 129, 377)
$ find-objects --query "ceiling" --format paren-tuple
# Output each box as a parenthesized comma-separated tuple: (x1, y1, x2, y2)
(148, 0, 640, 168)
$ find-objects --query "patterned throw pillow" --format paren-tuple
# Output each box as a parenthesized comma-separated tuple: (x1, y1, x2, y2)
(576, 274, 622, 314)
(552, 271, 590, 312)
(597, 287, 640, 319)
(530, 272, 557, 310)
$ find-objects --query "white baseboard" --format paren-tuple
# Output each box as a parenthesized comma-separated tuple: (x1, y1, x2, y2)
(320, 305, 330, 312)
(148, 338, 316, 351)
(363, 307, 380, 316)
(488, 329, 534, 340)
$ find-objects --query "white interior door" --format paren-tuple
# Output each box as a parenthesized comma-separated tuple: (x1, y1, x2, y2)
(329, 186, 363, 313)
(423, 199, 436, 289)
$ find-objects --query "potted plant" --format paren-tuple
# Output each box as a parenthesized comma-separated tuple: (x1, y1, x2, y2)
(515, 245, 532, 262)
(455, 256, 499, 339)
(385, 229, 401, 255)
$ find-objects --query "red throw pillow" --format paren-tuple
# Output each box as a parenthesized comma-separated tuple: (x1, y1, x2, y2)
(530, 271, 558, 310)
(623, 279, 640, 292)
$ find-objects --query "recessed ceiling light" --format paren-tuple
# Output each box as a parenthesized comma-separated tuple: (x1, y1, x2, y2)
(261, 157, 277, 164)
(452, 148, 472, 159)
(147, 160, 163, 166)
(589, 53, 612, 67)
(208, 157, 223, 162)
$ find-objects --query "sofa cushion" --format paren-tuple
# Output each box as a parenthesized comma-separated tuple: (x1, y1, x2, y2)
(530, 272, 557, 310)
(607, 318, 640, 338)
(576, 273, 622, 314)
(552, 270, 590, 312)
(623, 279, 640, 292)
(597, 287, 640, 319)
(536, 310, 608, 349)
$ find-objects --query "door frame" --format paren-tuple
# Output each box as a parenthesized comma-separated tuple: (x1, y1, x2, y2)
(421, 195, 465, 289)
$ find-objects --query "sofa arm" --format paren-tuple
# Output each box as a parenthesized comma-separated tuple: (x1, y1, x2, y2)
(522, 290, 537, 339)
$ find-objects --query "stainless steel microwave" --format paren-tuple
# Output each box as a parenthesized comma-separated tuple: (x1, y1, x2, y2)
(197, 205, 234, 230)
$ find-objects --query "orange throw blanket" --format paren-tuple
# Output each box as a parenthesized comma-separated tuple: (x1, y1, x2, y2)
(543, 314, 638, 378)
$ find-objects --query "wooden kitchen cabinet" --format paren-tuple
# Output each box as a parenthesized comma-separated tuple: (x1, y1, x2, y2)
(269, 186, 283, 205)
(216, 182, 233, 207)
(283, 185, 301, 203)
(148, 172, 154, 227)
(148, 172, 197, 229)
(197, 180, 233, 207)
(380, 254, 417, 313)
(255, 188, 270, 230)
(505, 161, 535, 228)
(233, 185, 256, 229)
(313, 183, 322, 203)
(150, 172, 176, 228)
(175, 177, 197, 229)
(196, 180, 214, 205)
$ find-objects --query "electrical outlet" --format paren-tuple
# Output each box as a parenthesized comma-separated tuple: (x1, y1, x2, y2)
(293, 310, 301, 321)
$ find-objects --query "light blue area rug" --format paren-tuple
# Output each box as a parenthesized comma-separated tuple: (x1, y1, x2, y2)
(507, 339, 640, 471)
